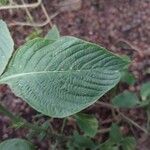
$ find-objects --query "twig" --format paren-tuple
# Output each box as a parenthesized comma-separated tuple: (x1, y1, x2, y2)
(8, 0, 15, 14)
(96, 101, 149, 134)
(0, 103, 20, 123)
(118, 111, 149, 134)
(40, 2, 53, 27)
(97, 128, 110, 134)
(101, 118, 114, 125)
(147, 109, 150, 131)
(115, 39, 144, 57)
(61, 118, 67, 133)
(0, 0, 41, 10)
(0, 103, 46, 133)
(96, 101, 113, 108)
(21, 0, 38, 32)
(21, 0, 34, 23)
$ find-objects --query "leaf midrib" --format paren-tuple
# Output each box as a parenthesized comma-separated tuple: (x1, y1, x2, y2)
(0, 69, 119, 83)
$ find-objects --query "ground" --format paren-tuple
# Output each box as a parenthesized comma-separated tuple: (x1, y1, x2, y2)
(0, 0, 150, 149)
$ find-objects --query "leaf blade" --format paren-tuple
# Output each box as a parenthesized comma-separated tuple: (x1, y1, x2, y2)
(45, 25, 60, 41)
(109, 123, 123, 143)
(75, 113, 98, 137)
(140, 82, 150, 101)
(112, 91, 139, 108)
(0, 36, 128, 118)
(0, 20, 14, 76)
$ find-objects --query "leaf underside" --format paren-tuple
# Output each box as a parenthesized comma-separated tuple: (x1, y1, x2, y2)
(0, 20, 14, 76)
(0, 36, 127, 118)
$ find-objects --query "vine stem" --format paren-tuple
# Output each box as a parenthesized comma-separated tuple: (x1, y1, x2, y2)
(61, 118, 67, 133)
(118, 111, 149, 134)
(147, 109, 150, 131)
(97, 128, 110, 134)
(0, 103, 20, 123)
(0, 103, 46, 133)
(96, 101, 149, 134)
(0, 0, 41, 10)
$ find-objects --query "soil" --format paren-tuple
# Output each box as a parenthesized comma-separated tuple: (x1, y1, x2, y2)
(0, 0, 150, 150)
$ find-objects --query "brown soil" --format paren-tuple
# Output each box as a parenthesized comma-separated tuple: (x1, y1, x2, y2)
(0, 0, 150, 149)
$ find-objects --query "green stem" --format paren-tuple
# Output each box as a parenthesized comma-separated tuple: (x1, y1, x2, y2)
(61, 118, 67, 133)
(0, 103, 46, 133)
(146, 108, 150, 131)
(0, 103, 21, 123)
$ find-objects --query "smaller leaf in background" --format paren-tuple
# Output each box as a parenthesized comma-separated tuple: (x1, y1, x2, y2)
(140, 82, 150, 101)
(26, 30, 42, 41)
(121, 137, 136, 150)
(99, 139, 118, 150)
(120, 55, 131, 63)
(110, 123, 123, 143)
(0, 138, 35, 150)
(112, 91, 139, 108)
(75, 113, 98, 137)
(45, 25, 60, 41)
(119, 55, 131, 68)
(119, 55, 135, 85)
(67, 132, 96, 150)
(38, 121, 49, 141)
(121, 70, 136, 85)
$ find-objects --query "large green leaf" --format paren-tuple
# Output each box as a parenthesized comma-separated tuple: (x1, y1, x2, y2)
(0, 138, 35, 150)
(0, 36, 128, 118)
(0, 20, 14, 76)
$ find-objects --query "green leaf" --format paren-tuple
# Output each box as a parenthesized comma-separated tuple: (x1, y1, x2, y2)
(109, 123, 122, 143)
(121, 137, 136, 150)
(67, 132, 96, 150)
(0, 0, 8, 5)
(120, 55, 131, 64)
(120, 55, 135, 85)
(0, 20, 14, 76)
(45, 25, 60, 41)
(112, 91, 139, 108)
(0, 138, 35, 150)
(140, 82, 150, 101)
(0, 36, 128, 118)
(121, 70, 136, 85)
(75, 113, 98, 137)
(99, 139, 118, 150)
(119, 55, 131, 69)
(26, 30, 42, 41)
(38, 121, 49, 141)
